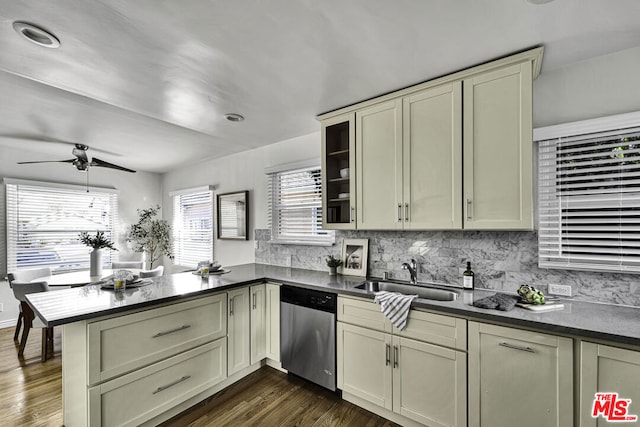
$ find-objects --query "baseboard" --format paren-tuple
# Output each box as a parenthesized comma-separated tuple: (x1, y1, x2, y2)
(265, 358, 286, 372)
(341, 391, 424, 427)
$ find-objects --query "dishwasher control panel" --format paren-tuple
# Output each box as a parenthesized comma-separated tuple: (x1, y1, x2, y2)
(280, 285, 337, 313)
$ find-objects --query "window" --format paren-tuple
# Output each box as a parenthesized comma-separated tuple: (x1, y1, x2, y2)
(268, 165, 334, 245)
(537, 112, 640, 273)
(5, 178, 119, 273)
(172, 187, 214, 267)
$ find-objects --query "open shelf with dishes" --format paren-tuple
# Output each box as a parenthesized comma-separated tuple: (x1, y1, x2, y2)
(322, 114, 355, 229)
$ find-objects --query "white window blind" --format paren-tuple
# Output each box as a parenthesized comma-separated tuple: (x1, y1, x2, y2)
(172, 190, 213, 267)
(5, 179, 119, 273)
(268, 166, 334, 245)
(538, 119, 640, 273)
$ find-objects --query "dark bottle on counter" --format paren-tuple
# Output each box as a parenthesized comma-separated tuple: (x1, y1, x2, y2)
(463, 261, 474, 289)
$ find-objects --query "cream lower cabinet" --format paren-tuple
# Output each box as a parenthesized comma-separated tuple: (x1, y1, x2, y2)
(337, 296, 467, 427)
(250, 284, 266, 364)
(579, 342, 640, 426)
(468, 322, 573, 427)
(265, 282, 281, 362)
(227, 287, 250, 376)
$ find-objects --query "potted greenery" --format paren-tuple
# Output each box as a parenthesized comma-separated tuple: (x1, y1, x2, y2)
(127, 205, 174, 269)
(79, 231, 117, 277)
(325, 254, 343, 276)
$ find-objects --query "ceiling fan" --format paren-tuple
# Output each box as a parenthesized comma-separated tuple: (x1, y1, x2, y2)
(17, 143, 136, 173)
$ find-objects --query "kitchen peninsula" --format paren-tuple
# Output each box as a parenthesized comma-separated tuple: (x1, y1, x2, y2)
(27, 264, 640, 426)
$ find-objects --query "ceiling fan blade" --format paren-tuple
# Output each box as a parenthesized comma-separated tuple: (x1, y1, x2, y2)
(17, 159, 76, 164)
(0, 134, 123, 156)
(91, 157, 136, 173)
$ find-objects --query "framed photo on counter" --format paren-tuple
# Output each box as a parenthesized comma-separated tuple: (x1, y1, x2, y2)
(341, 238, 368, 277)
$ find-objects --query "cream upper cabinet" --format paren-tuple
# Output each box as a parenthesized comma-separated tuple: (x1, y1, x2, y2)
(356, 99, 403, 230)
(227, 287, 250, 376)
(463, 62, 533, 230)
(249, 284, 266, 365)
(468, 322, 573, 427)
(403, 82, 462, 229)
(579, 342, 640, 426)
(322, 112, 356, 229)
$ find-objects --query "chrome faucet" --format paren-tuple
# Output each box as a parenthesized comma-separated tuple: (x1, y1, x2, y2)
(402, 259, 418, 284)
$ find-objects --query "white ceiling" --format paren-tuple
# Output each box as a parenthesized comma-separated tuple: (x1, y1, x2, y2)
(1, 0, 639, 173)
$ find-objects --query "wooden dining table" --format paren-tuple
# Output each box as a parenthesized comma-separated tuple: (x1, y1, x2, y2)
(34, 269, 142, 287)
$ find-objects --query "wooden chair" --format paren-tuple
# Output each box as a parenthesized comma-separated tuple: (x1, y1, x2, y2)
(139, 265, 164, 278)
(112, 261, 144, 269)
(8, 267, 51, 342)
(10, 280, 54, 362)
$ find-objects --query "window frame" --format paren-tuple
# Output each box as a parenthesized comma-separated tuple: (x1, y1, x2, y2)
(4, 178, 119, 274)
(171, 186, 214, 268)
(535, 111, 640, 274)
(267, 163, 335, 246)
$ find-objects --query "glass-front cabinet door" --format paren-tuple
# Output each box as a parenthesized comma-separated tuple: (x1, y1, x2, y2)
(321, 112, 356, 229)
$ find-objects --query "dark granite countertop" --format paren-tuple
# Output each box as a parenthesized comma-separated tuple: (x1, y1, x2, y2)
(27, 263, 640, 347)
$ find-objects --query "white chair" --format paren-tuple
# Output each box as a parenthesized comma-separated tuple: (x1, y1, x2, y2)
(139, 265, 164, 278)
(112, 261, 144, 269)
(11, 280, 54, 361)
(8, 268, 51, 342)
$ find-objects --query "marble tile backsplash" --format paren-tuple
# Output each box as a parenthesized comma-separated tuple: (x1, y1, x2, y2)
(254, 229, 640, 307)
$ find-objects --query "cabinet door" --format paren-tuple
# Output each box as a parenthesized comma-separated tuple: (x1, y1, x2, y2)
(322, 112, 356, 229)
(227, 287, 250, 376)
(580, 342, 640, 427)
(393, 336, 466, 427)
(356, 99, 403, 230)
(403, 82, 462, 230)
(337, 322, 392, 410)
(468, 322, 573, 427)
(463, 62, 533, 229)
(265, 283, 280, 362)
(250, 284, 266, 364)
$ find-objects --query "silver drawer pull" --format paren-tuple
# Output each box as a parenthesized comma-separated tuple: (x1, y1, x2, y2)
(499, 342, 536, 353)
(393, 345, 399, 368)
(151, 324, 191, 338)
(397, 204, 402, 222)
(404, 203, 409, 221)
(152, 375, 191, 394)
(253, 293, 257, 310)
(466, 199, 472, 220)
(385, 344, 390, 366)
(350, 206, 355, 223)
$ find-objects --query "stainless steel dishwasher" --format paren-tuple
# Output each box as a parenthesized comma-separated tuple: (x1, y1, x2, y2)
(280, 285, 337, 391)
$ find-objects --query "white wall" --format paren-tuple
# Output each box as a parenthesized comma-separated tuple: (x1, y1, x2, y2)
(161, 131, 320, 272)
(0, 144, 162, 327)
(534, 45, 640, 127)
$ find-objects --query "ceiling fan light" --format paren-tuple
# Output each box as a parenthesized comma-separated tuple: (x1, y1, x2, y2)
(224, 113, 245, 122)
(13, 21, 60, 48)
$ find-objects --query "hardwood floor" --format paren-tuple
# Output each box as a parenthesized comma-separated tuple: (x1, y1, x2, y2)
(0, 326, 63, 427)
(0, 327, 397, 426)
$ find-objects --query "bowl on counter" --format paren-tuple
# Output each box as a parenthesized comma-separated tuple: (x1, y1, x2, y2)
(340, 168, 349, 178)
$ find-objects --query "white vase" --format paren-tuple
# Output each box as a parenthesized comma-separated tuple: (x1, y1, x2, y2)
(90, 249, 103, 277)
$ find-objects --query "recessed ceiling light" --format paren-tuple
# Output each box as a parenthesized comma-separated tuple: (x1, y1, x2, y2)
(224, 113, 245, 122)
(526, 0, 555, 4)
(13, 21, 60, 48)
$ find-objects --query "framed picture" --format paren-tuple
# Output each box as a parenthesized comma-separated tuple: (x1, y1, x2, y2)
(341, 238, 368, 277)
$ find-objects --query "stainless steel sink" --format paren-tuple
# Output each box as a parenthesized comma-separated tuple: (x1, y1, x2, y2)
(355, 281, 458, 301)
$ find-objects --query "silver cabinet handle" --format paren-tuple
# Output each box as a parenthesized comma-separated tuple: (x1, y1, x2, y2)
(466, 199, 472, 220)
(253, 293, 257, 310)
(230, 297, 234, 315)
(499, 342, 536, 353)
(393, 345, 399, 368)
(152, 375, 191, 394)
(404, 203, 409, 222)
(151, 324, 191, 338)
(385, 344, 390, 366)
(397, 204, 402, 222)
(351, 206, 355, 223)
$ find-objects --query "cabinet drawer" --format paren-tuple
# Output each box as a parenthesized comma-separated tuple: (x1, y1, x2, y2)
(398, 309, 467, 351)
(88, 294, 226, 384)
(89, 338, 227, 427)
(338, 296, 390, 333)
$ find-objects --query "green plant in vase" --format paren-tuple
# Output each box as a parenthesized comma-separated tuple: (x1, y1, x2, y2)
(79, 231, 117, 276)
(127, 205, 174, 269)
(325, 254, 343, 276)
